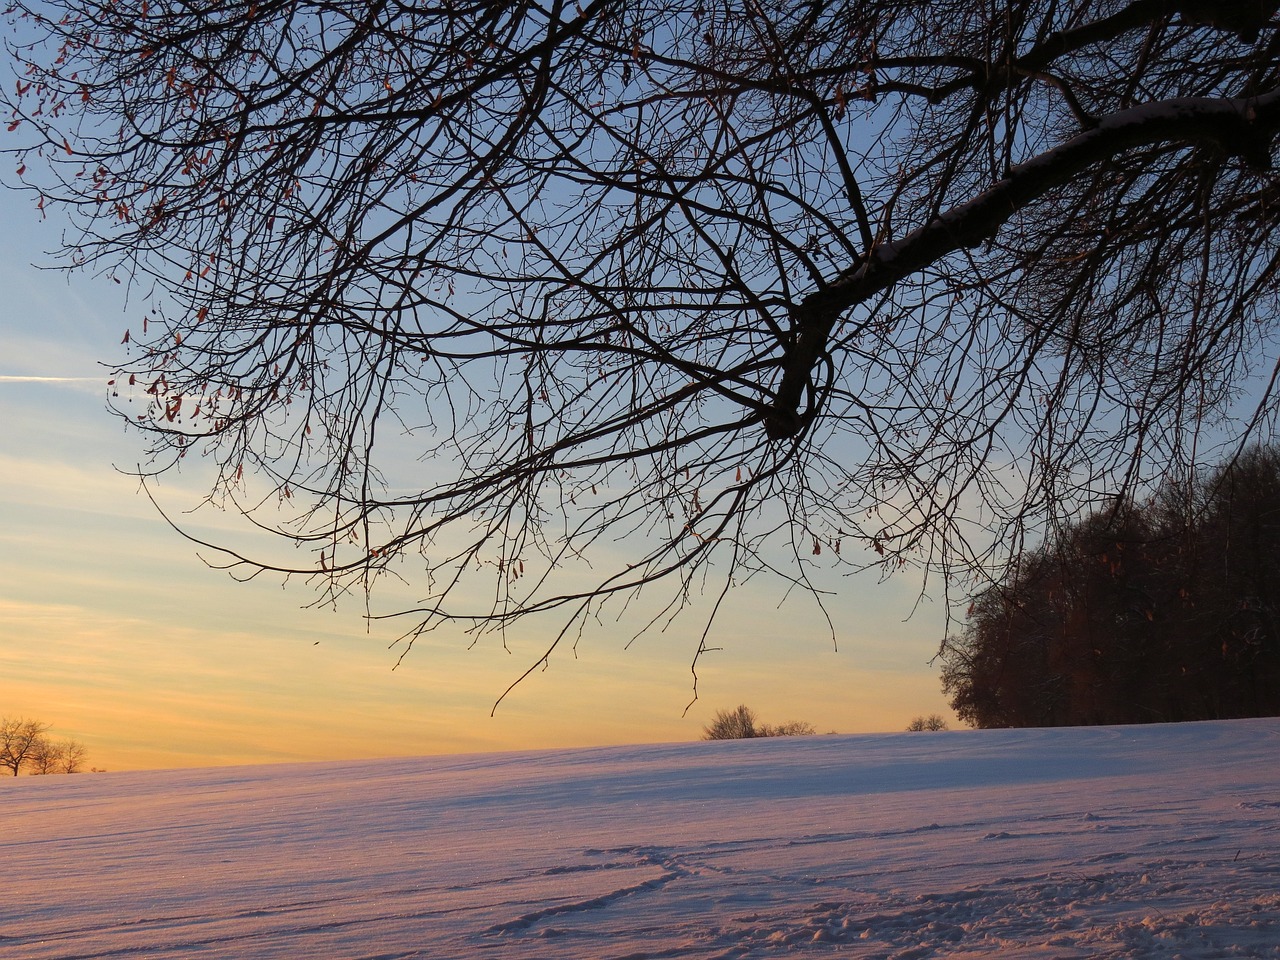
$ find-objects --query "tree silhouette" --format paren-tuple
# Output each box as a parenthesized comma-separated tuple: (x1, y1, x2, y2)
(702, 705, 814, 739)
(941, 446, 1280, 727)
(703, 705, 762, 740)
(907, 715, 949, 732)
(58, 739, 88, 774)
(0, 717, 48, 776)
(5, 1, 1280, 690)
(0, 717, 89, 775)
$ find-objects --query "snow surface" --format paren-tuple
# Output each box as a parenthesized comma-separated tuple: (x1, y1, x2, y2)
(3, 719, 1279, 958)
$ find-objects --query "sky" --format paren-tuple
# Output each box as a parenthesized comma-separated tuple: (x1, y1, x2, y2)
(0, 178, 956, 773)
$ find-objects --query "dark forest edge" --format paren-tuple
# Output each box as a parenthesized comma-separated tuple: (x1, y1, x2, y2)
(942, 446, 1280, 728)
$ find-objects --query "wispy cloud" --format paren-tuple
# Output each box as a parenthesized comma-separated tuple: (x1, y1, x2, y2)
(0, 374, 103, 383)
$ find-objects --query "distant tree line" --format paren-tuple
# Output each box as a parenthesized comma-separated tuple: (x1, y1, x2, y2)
(702, 705, 817, 740)
(1, 717, 88, 776)
(941, 446, 1280, 728)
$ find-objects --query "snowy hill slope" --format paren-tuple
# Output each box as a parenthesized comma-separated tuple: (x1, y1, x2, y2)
(4, 720, 1279, 958)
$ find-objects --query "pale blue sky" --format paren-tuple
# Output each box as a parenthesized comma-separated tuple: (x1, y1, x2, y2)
(0, 178, 954, 771)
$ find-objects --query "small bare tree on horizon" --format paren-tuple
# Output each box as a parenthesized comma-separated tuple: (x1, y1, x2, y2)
(0, 717, 89, 776)
(907, 715, 950, 732)
(703, 705, 816, 740)
(0, 717, 48, 777)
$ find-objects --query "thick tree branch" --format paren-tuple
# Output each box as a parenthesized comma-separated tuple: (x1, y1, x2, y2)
(764, 89, 1280, 439)
(8, 0, 1280, 686)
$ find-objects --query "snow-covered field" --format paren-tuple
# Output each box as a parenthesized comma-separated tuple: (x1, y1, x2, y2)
(4, 719, 1278, 958)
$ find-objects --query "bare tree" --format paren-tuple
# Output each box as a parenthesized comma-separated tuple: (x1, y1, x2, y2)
(25, 735, 65, 774)
(5, 1, 1280, 696)
(906, 715, 949, 732)
(60, 739, 88, 773)
(760, 720, 817, 737)
(702, 705, 814, 738)
(703, 705, 762, 740)
(0, 718, 89, 775)
(0, 717, 49, 776)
